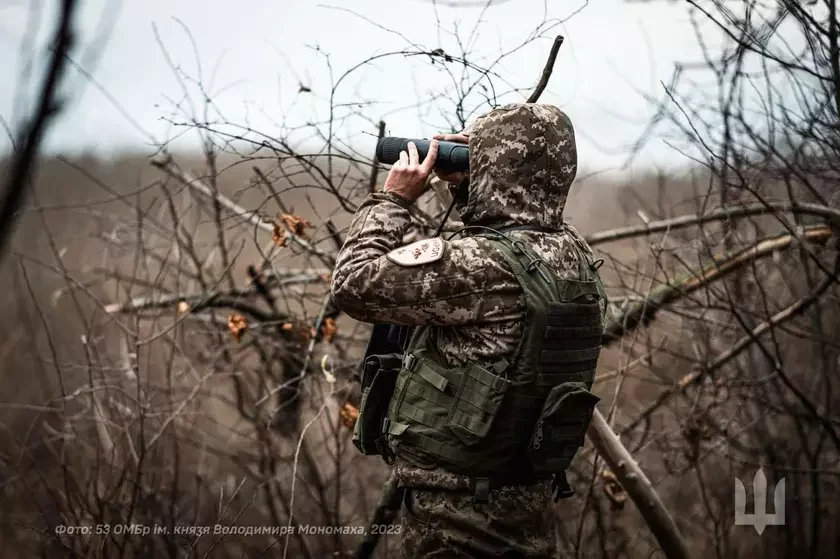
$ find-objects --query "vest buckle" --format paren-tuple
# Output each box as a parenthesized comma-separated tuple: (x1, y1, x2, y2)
(491, 359, 510, 376)
(403, 353, 418, 371)
(473, 477, 490, 504)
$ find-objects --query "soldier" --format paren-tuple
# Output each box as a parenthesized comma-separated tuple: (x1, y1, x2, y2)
(331, 103, 606, 558)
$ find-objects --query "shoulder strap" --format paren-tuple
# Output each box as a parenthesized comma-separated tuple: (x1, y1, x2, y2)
(477, 234, 560, 371)
(479, 232, 559, 286)
(497, 224, 560, 234)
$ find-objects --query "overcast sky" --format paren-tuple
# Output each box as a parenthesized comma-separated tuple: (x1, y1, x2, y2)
(1, 0, 728, 173)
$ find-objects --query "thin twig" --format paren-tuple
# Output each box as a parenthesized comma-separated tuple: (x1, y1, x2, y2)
(619, 257, 840, 440)
(526, 35, 564, 103)
(152, 156, 336, 268)
(603, 225, 834, 343)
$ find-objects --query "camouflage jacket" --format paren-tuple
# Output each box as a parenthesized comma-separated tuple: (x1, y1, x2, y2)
(331, 103, 595, 489)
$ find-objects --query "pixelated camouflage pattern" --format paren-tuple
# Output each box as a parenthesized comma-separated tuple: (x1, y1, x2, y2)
(458, 103, 577, 230)
(393, 458, 475, 491)
(399, 483, 556, 558)
(331, 103, 590, 557)
(331, 190, 525, 334)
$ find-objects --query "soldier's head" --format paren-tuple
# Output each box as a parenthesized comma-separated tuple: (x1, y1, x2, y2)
(457, 103, 577, 231)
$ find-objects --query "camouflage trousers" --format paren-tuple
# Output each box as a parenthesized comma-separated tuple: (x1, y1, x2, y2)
(398, 482, 556, 558)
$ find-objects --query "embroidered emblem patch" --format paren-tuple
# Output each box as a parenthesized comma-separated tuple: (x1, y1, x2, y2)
(386, 237, 445, 266)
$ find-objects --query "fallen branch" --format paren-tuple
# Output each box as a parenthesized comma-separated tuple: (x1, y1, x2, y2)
(618, 256, 839, 440)
(585, 201, 840, 247)
(603, 225, 834, 343)
(587, 409, 692, 559)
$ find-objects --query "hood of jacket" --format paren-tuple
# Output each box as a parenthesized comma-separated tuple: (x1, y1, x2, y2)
(457, 103, 577, 231)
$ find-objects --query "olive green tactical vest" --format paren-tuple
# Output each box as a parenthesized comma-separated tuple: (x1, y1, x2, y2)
(381, 233, 606, 480)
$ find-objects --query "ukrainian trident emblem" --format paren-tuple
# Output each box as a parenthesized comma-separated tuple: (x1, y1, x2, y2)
(734, 468, 785, 535)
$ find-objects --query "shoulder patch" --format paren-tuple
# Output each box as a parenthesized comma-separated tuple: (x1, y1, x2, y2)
(386, 237, 445, 267)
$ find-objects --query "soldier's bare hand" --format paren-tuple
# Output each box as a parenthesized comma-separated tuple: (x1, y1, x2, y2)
(434, 132, 469, 143)
(432, 133, 469, 185)
(383, 139, 439, 204)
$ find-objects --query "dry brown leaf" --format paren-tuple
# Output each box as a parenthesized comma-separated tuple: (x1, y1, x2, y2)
(177, 301, 190, 314)
(227, 313, 248, 342)
(272, 224, 287, 247)
(600, 468, 627, 509)
(281, 321, 313, 341)
(279, 213, 313, 236)
(322, 317, 338, 343)
(340, 402, 359, 429)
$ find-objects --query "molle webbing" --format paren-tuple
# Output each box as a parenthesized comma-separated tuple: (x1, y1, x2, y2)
(385, 232, 605, 481)
(538, 304, 602, 387)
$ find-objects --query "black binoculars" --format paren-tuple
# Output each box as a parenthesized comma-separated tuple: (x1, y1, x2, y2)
(375, 137, 469, 172)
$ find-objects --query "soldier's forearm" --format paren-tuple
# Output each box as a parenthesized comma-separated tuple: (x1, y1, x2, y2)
(331, 192, 413, 318)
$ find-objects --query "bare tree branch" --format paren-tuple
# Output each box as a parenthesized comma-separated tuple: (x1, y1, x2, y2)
(0, 0, 80, 262)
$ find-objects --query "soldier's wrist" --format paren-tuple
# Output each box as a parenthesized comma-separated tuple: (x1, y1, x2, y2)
(381, 190, 415, 209)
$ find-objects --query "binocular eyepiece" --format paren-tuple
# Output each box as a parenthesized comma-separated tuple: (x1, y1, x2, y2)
(375, 137, 469, 172)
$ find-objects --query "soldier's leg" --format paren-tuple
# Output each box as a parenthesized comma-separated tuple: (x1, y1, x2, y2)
(399, 483, 556, 559)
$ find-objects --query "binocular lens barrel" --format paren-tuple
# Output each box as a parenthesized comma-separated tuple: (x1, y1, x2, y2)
(376, 137, 469, 172)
